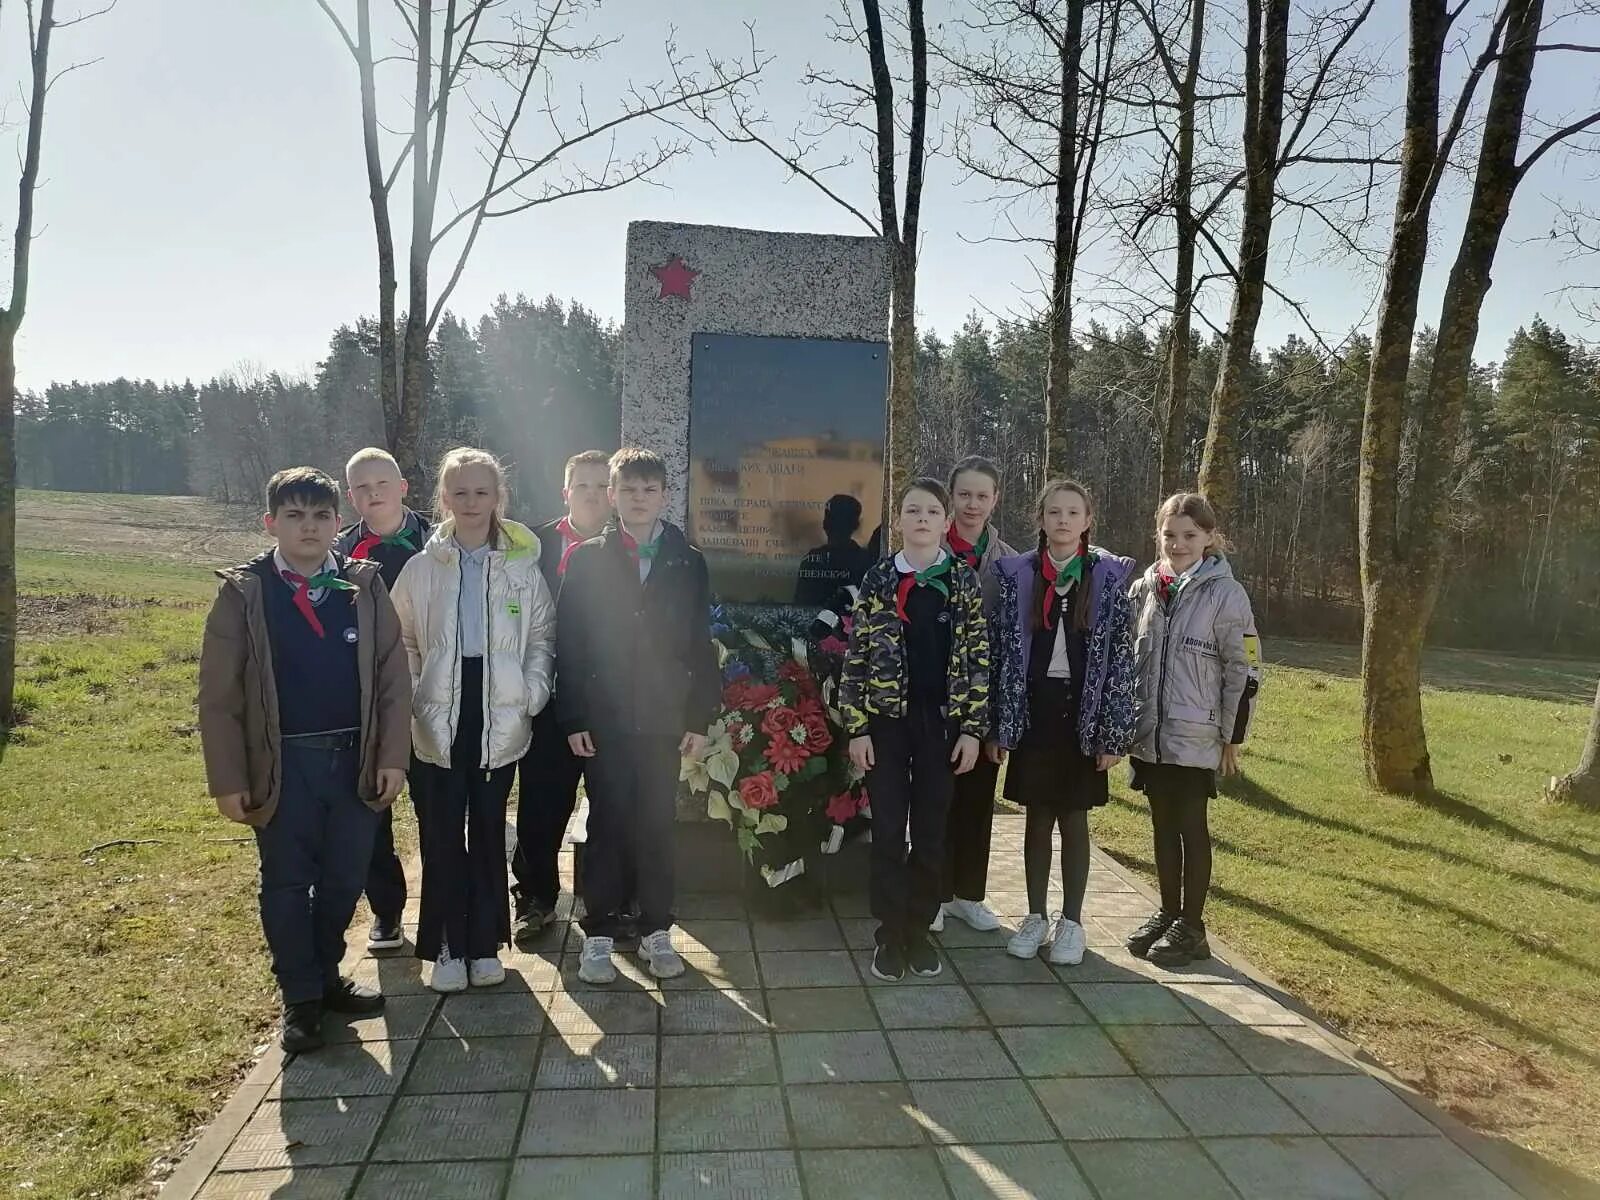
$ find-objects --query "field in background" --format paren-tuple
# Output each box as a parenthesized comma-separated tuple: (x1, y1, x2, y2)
(0, 491, 1597, 1195)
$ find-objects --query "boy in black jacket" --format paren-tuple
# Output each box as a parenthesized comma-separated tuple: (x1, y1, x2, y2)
(334, 446, 431, 952)
(557, 448, 718, 984)
(510, 449, 612, 943)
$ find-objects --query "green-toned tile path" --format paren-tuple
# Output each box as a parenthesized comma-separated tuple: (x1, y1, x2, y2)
(164, 816, 1565, 1199)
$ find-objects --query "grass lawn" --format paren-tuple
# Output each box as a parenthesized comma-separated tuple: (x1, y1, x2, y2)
(1095, 648, 1600, 1184)
(0, 491, 1597, 1193)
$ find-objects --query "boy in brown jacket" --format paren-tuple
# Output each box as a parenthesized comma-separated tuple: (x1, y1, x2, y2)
(198, 467, 412, 1053)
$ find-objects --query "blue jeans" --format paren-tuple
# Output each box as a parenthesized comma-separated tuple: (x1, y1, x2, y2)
(254, 742, 380, 1004)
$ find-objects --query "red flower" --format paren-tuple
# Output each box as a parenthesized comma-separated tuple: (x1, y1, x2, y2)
(763, 735, 811, 775)
(738, 771, 780, 810)
(825, 789, 863, 823)
(799, 712, 832, 753)
(818, 634, 847, 657)
(760, 705, 801, 738)
(742, 683, 780, 708)
(796, 695, 825, 717)
(778, 660, 811, 684)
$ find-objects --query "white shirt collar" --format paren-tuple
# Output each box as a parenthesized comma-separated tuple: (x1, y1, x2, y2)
(895, 547, 948, 574)
(273, 548, 338, 580)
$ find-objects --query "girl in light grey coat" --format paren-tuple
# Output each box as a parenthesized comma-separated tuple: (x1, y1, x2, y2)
(1124, 493, 1261, 969)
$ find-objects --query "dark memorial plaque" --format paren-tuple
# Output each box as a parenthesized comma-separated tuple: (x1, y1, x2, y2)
(688, 333, 887, 604)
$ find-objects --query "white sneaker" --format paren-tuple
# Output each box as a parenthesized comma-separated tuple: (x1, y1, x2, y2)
(469, 956, 505, 987)
(929, 906, 945, 933)
(946, 898, 1002, 932)
(578, 935, 617, 985)
(1007, 913, 1051, 959)
(637, 929, 685, 979)
(430, 954, 468, 993)
(1047, 917, 1087, 966)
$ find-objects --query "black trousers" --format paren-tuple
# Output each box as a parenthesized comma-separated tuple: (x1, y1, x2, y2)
(580, 732, 680, 940)
(255, 742, 379, 1004)
(412, 658, 516, 961)
(942, 754, 999, 903)
(511, 707, 585, 912)
(363, 806, 407, 925)
(866, 702, 956, 946)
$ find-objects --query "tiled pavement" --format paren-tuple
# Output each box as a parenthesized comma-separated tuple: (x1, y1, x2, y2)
(165, 816, 1561, 1199)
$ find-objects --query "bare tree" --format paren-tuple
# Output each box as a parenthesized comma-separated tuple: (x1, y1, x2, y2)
(315, 0, 762, 486)
(1358, 0, 1600, 793)
(1, 0, 114, 728)
(707, 0, 928, 508)
(1549, 677, 1600, 809)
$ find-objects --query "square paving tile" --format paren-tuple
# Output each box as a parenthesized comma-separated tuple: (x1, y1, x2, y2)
(908, 1079, 1053, 1144)
(753, 918, 847, 950)
(1051, 947, 1161, 984)
(557, 949, 659, 991)
(871, 984, 986, 1029)
(939, 1142, 1096, 1199)
(1153, 1074, 1314, 1136)
(1171, 981, 1306, 1026)
(507, 1155, 653, 1199)
(1031, 1076, 1186, 1140)
(518, 1087, 655, 1155)
(353, 1161, 507, 1198)
(659, 1150, 804, 1200)
(839, 918, 883, 949)
(1072, 1138, 1237, 1200)
(429, 992, 547, 1039)
(971, 983, 1091, 1026)
(267, 1039, 417, 1099)
(759, 949, 860, 988)
(766, 986, 877, 1031)
(370, 1092, 523, 1161)
(658, 1084, 792, 1151)
(534, 1031, 656, 1088)
(402, 1034, 538, 1093)
(1268, 1074, 1439, 1136)
(196, 1167, 358, 1199)
(787, 1081, 926, 1148)
(678, 892, 752, 919)
(495, 948, 565, 991)
(676, 918, 755, 953)
(1217, 1025, 1360, 1074)
(666, 951, 761, 991)
(1206, 1135, 1381, 1198)
(322, 993, 438, 1043)
(1083, 890, 1159, 918)
(946, 948, 1056, 984)
(998, 1025, 1132, 1077)
(802, 1147, 947, 1197)
(660, 988, 770, 1034)
(932, 920, 1012, 948)
(661, 1032, 779, 1086)
(1329, 1136, 1520, 1199)
(350, 956, 431, 996)
(1108, 1024, 1250, 1075)
(852, 949, 955, 984)
(828, 890, 874, 918)
(1071, 982, 1197, 1025)
(547, 990, 661, 1034)
(777, 1030, 899, 1083)
(889, 1029, 1017, 1079)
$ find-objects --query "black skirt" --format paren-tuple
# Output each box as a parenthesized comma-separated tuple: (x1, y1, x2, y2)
(1002, 675, 1109, 813)
(1129, 758, 1217, 801)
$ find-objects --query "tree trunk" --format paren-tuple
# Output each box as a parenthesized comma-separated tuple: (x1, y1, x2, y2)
(0, 324, 16, 728)
(887, 245, 918, 510)
(1044, 0, 1086, 478)
(1549, 677, 1600, 809)
(353, 0, 399, 452)
(1158, 0, 1204, 499)
(1196, 0, 1288, 523)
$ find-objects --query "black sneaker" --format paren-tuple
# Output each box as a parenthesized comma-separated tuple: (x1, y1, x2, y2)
(367, 918, 405, 951)
(1147, 917, 1210, 967)
(281, 1000, 325, 1054)
(513, 901, 556, 947)
(870, 940, 906, 982)
(904, 937, 942, 978)
(322, 976, 386, 1015)
(1125, 910, 1178, 959)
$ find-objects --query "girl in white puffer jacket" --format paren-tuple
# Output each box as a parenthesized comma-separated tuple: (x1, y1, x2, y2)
(391, 447, 555, 993)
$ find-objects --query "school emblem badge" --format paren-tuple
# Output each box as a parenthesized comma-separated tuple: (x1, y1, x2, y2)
(343, 627, 359, 644)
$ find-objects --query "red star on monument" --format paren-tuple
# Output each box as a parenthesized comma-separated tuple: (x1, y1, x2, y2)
(651, 256, 699, 300)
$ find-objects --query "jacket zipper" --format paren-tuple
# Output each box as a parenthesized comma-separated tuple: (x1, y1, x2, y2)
(482, 550, 493, 780)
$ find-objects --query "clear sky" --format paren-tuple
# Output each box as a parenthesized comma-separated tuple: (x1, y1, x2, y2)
(5, 0, 1597, 391)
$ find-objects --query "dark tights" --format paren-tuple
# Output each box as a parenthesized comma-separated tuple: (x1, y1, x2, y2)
(1024, 806, 1090, 921)
(1150, 795, 1211, 923)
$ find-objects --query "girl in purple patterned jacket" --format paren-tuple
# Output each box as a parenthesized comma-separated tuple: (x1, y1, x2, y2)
(990, 480, 1137, 966)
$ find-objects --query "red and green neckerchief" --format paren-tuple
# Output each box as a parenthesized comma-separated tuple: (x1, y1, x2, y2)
(277, 563, 357, 638)
(1040, 542, 1089, 629)
(349, 517, 418, 562)
(1156, 561, 1196, 605)
(946, 523, 990, 571)
(620, 523, 663, 565)
(554, 516, 596, 577)
(895, 552, 953, 623)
